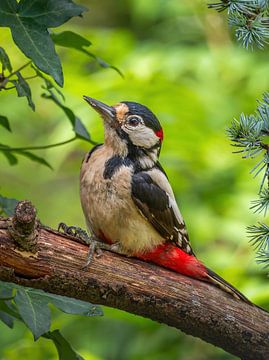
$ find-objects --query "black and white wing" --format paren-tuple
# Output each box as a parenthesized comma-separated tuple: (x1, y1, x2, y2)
(131, 170, 194, 255)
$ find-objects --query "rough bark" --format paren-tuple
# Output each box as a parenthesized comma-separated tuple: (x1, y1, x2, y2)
(0, 202, 268, 359)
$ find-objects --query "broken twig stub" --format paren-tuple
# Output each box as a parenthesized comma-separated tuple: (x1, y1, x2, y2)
(8, 200, 39, 252)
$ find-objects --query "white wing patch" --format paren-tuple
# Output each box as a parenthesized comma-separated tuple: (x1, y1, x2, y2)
(146, 168, 192, 252)
(169, 196, 185, 227)
(149, 168, 186, 226)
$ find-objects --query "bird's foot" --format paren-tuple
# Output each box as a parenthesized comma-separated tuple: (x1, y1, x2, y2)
(83, 240, 127, 269)
(57, 223, 126, 269)
(83, 235, 103, 269)
(58, 222, 91, 244)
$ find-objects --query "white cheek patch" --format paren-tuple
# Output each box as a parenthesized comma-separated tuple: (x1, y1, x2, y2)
(126, 126, 159, 148)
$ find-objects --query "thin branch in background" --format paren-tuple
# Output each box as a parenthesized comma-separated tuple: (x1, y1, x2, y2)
(22, 75, 38, 81)
(0, 137, 77, 152)
(6, 61, 32, 79)
(0, 61, 33, 91)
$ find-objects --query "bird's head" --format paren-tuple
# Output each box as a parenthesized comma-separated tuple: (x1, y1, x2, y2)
(84, 96, 163, 166)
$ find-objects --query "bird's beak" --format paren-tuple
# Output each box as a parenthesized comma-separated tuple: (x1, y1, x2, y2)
(83, 96, 115, 122)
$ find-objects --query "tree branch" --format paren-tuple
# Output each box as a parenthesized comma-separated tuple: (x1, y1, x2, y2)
(0, 202, 268, 359)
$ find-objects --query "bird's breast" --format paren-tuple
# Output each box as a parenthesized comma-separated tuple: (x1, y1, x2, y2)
(80, 147, 133, 239)
(79, 146, 164, 254)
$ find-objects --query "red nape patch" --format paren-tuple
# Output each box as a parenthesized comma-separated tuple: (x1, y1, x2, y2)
(136, 244, 207, 279)
(98, 230, 113, 245)
(155, 128, 164, 142)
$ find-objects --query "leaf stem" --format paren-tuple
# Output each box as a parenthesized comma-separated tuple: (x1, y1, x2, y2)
(0, 137, 77, 151)
(4, 75, 38, 90)
(21, 75, 38, 81)
(3, 86, 16, 90)
(7, 60, 32, 79)
(0, 61, 33, 90)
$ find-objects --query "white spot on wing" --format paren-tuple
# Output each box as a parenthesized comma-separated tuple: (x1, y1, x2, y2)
(139, 156, 155, 169)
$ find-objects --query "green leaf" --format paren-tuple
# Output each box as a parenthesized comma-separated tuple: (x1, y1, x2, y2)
(74, 118, 92, 142)
(12, 72, 35, 111)
(17, 0, 87, 28)
(33, 65, 65, 100)
(0, 300, 20, 321)
(0, 281, 14, 291)
(0, 283, 21, 321)
(51, 31, 91, 50)
(11, 21, 63, 86)
(16, 287, 103, 317)
(0, 47, 12, 72)
(44, 293, 102, 317)
(1, 150, 18, 165)
(0, 281, 102, 344)
(0, 194, 19, 216)
(0, 0, 17, 26)
(0, 142, 52, 168)
(15, 289, 51, 340)
(42, 91, 92, 142)
(0, 287, 15, 328)
(0, 0, 87, 86)
(94, 56, 124, 78)
(0, 1, 63, 86)
(44, 330, 84, 360)
(51, 30, 123, 78)
(0, 287, 13, 300)
(17, 150, 53, 169)
(0, 310, 14, 328)
(0, 115, 11, 131)
(0, 143, 18, 165)
(42, 91, 74, 123)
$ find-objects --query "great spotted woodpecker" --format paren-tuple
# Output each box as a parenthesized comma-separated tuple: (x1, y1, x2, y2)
(80, 96, 251, 304)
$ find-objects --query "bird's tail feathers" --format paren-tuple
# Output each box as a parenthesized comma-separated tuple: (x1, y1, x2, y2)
(205, 267, 252, 305)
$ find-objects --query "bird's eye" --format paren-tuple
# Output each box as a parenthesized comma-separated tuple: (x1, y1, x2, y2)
(127, 115, 142, 127)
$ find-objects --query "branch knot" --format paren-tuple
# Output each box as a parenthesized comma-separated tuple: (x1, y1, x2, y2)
(8, 200, 39, 252)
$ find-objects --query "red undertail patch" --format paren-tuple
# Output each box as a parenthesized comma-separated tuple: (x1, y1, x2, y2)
(136, 243, 207, 279)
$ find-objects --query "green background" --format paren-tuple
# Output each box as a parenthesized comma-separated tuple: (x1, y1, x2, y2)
(1, 0, 268, 359)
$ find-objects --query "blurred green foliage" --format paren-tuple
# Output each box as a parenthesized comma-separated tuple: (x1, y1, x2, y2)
(1, 0, 269, 359)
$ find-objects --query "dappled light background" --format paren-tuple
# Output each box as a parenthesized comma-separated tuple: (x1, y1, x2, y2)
(1, 0, 269, 359)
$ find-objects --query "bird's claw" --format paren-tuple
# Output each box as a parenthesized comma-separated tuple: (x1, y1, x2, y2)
(58, 222, 90, 244)
(83, 237, 103, 269)
(83, 240, 127, 269)
(57, 223, 126, 269)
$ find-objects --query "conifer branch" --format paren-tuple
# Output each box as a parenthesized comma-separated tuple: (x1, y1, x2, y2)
(228, 93, 269, 270)
(208, 0, 269, 48)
